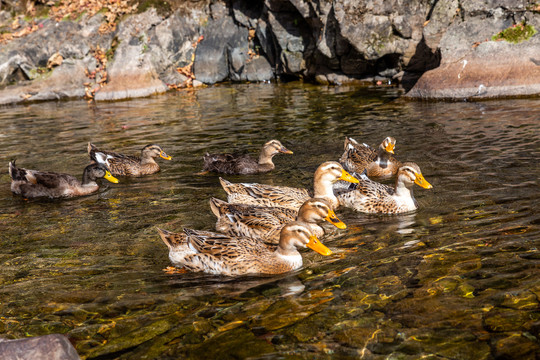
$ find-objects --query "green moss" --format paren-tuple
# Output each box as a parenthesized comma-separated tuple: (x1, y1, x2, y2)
(492, 21, 537, 43)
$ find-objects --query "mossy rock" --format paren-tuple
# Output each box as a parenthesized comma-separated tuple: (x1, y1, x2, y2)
(492, 22, 537, 44)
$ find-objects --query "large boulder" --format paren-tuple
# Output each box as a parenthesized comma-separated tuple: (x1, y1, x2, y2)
(405, 2, 540, 99)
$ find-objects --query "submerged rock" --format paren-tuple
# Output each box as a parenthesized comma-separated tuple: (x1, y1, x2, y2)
(0, 334, 80, 360)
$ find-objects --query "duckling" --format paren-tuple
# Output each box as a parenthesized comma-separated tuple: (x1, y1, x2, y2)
(209, 197, 346, 246)
(157, 221, 332, 276)
(337, 162, 433, 214)
(201, 139, 293, 175)
(88, 143, 172, 176)
(220, 161, 359, 210)
(8, 161, 118, 199)
(339, 136, 402, 179)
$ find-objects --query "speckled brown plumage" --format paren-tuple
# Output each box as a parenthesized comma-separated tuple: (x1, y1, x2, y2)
(219, 161, 359, 211)
(209, 197, 346, 246)
(8, 161, 118, 199)
(88, 143, 171, 176)
(157, 222, 332, 276)
(339, 137, 402, 179)
(201, 139, 292, 175)
(337, 162, 433, 214)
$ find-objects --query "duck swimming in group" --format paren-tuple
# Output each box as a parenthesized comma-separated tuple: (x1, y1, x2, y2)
(88, 143, 172, 176)
(157, 221, 332, 276)
(201, 139, 293, 175)
(336, 162, 433, 214)
(219, 161, 359, 211)
(209, 197, 346, 246)
(8, 161, 118, 199)
(339, 136, 402, 179)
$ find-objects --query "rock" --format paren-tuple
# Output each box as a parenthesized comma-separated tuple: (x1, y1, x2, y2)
(406, 8, 540, 99)
(0, 334, 80, 360)
(95, 9, 168, 101)
(193, 17, 247, 83)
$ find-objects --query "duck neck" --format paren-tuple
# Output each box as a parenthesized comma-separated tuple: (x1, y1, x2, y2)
(140, 153, 157, 165)
(313, 179, 337, 207)
(394, 177, 414, 199)
(81, 170, 97, 186)
(258, 151, 275, 167)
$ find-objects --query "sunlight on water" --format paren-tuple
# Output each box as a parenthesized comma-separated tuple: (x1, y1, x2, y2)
(0, 84, 539, 359)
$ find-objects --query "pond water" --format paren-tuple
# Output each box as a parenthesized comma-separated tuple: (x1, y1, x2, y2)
(0, 83, 539, 359)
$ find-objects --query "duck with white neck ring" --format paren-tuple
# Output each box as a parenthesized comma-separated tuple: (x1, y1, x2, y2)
(336, 162, 433, 214)
(219, 161, 359, 211)
(157, 221, 332, 276)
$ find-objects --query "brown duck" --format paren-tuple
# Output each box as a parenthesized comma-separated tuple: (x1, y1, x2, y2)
(209, 197, 346, 246)
(220, 161, 359, 210)
(339, 136, 402, 179)
(201, 139, 293, 175)
(337, 162, 433, 214)
(88, 143, 172, 176)
(8, 161, 118, 199)
(157, 221, 332, 276)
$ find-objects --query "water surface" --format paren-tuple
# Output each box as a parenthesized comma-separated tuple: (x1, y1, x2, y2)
(1, 84, 539, 359)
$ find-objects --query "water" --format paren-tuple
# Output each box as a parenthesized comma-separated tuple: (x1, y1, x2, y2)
(1, 83, 539, 359)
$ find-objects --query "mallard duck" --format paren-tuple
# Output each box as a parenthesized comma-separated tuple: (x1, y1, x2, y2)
(220, 161, 359, 210)
(157, 221, 332, 276)
(339, 136, 402, 179)
(337, 162, 433, 214)
(8, 161, 118, 199)
(88, 143, 172, 176)
(201, 139, 293, 175)
(209, 197, 346, 245)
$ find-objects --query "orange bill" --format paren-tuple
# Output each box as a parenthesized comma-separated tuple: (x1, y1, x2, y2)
(307, 235, 332, 256)
(279, 146, 293, 154)
(160, 151, 172, 160)
(104, 171, 119, 184)
(414, 173, 433, 189)
(324, 209, 346, 229)
(385, 142, 395, 154)
(338, 169, 360, 183)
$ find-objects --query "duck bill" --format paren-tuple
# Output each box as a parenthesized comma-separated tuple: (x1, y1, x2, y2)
(325, 209, 347, 229)
(307, 235, 332, 256)
(338, 169, 359, 183)
(385, 142, 395, 154)
(104, 171, 119, 184)
(280, 147, 293, 155)
(160, 151, 172, 160)
(414, 174, 433, 189)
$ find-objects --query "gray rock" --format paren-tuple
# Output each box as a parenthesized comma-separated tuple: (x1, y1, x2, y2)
(0, 334, 80, 360)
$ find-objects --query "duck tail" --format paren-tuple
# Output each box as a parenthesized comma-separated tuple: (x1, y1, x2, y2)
(219, 177, 233, 194)
(8, 160, 26, 181)
(209, 197, 228, 217)
(156, 227, 185, 249)
(88, 143, 99, 163)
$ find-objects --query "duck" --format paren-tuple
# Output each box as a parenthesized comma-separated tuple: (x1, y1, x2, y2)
(8, 160, 119, 199)
(88, 143, 172, 176)
(336, 162, 433, 214)
(200, 139, 293, 175)
(219, 161, 359, 210)
(339, 136, 402, 179)
(157, 221, 332, 276)
(209, 197, 346, 246)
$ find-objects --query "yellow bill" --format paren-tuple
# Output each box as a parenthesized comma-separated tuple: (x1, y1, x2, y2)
(307, 235, 332, 256)
(104, 171, 119, 184)
(414, 173, 433, 189)
(160, 151, 172, 160)
(385, 142, 395, 154)
(324, 209, 346, 229)
(338, 169, 360, 183)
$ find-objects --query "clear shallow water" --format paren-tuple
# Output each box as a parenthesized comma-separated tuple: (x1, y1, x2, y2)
(0, 84, 539, 359)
